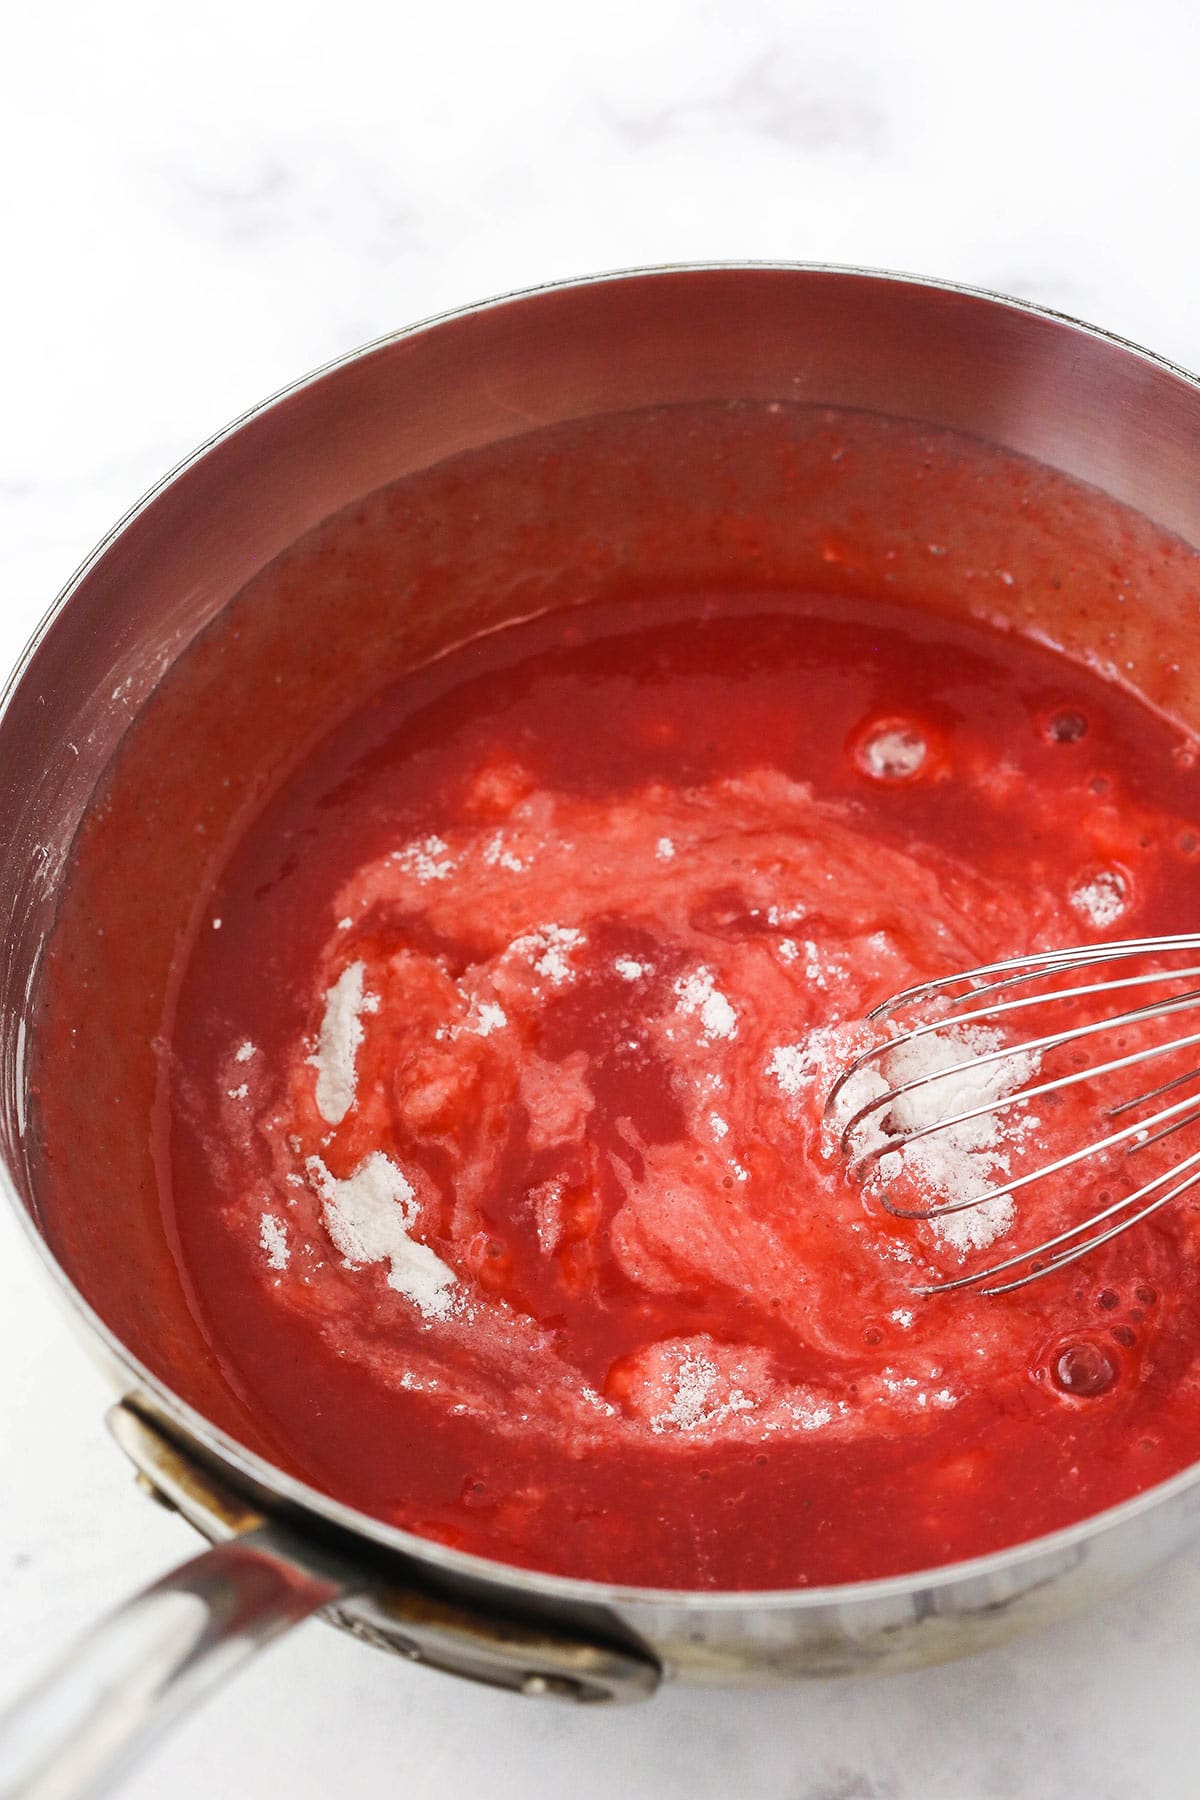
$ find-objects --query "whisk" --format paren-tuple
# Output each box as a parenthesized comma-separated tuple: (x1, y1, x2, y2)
(824, 935, 1200, 1297)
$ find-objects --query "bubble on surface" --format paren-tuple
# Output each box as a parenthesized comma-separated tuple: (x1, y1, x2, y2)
(855, 719, 928, 782)
(1044, 709, 1088, 744)
(1052, 1341, 1117, 1398)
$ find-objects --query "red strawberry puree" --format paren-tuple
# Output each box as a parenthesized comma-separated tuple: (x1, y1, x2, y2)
(157, 593, 1200, 1589)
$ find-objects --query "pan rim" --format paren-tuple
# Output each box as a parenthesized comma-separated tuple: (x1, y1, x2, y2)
(7, 256, 1200, 1616)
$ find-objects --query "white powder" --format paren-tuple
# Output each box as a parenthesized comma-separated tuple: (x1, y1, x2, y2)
(778, 938, 800, 964)
(1070, 868, 1128, 929)
(235, 1040, 257, 1064)
(803, 941, 846, 990)
(307, 1151, 457, 1319)
(709, 1112, 730, 1141)
(465, 999, 508, 1037)
(881, 1371, 920, 1395)
(656, 1356, 717, 1430)
(767, 1030, 841, 1098)
(650, 1352, 754, 1433)
(510, 923, 584, 985)
(655, 837, 676, 861)
(769, 1043, 810, 1096)
(259, 1212, 289, 1270)
(309, 961, 374, 1125)
(890, 1307, 915, 1328)
(392, 834, 455, 882)
(844, 1025, 1040, 1254)
(786, 1397, 836, 1431)
(614, 955, 652, 981)
(227, 1083, 249, 1101)
(483, 831, 528, 872)
(674, 965, 738, 1041)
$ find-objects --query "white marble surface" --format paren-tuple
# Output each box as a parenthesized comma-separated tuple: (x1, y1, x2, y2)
(4, 2, 1200, 1794)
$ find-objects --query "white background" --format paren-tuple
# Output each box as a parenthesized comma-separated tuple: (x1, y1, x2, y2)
(4, 3, 1200, 1795)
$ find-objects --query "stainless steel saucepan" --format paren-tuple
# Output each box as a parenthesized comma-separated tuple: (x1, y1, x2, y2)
(4, 265, 1200, 1799)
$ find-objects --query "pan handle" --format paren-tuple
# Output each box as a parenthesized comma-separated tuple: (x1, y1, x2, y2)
(0, 1400, 659, 1796)
(0, 1523, 346, 1800)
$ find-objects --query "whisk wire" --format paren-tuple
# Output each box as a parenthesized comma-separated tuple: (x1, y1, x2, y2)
(865, 934, 1200, 1021)
(844, 1022, 1200, 1193)
(876, 1079, 1200, 1224)
(831, 976, 1200, 1139)
(1110, 1062, 1200, 1118)
(921, 1151, 1200, 1297)
(830, 935, 1200, 1296)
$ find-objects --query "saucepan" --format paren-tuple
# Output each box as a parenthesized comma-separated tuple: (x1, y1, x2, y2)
(5, 264, 1200, 1799)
